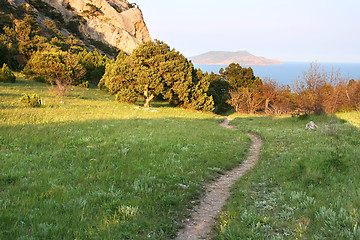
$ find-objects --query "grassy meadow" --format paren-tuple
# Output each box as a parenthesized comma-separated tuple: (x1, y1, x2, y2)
(0, 76, 250, 239)
(213, 112, 360, 239)
(1, 75, 360, 239)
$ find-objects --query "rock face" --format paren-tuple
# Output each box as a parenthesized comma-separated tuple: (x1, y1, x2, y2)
(189, 51, 282, 66)
(42, 0, 151, 53)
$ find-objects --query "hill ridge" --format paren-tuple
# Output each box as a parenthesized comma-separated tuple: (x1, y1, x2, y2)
(189, 51, 282, 66)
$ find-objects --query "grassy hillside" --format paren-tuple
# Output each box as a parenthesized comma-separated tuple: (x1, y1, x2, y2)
(2, 75, 360, 239)
(0, 76, 250, 239)
(214, 113, 360, 239)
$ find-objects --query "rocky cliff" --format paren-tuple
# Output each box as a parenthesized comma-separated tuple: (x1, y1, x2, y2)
(8, 0, 151, 54)
(190, 51, 282, 66)
(49, 0, 151, 53)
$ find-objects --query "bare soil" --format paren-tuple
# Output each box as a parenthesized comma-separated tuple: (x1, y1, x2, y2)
(175, 117, 263, 240)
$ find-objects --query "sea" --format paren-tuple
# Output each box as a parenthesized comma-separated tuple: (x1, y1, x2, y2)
(195, 62, 360, 87)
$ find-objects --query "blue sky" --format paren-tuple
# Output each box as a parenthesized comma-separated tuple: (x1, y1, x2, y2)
(135, 0, 360, 63)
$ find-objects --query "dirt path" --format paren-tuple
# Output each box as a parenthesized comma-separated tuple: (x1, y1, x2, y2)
(175, 117, 263, 240)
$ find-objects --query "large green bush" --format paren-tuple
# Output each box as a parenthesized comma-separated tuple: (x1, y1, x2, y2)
(207, 73, 232, 114)
(0, 63, 16, 83)
(23, 50, 86, 86)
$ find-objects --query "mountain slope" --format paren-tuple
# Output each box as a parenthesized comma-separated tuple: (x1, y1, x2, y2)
(189, 51, 282, 66)
(7, 0, 151, 54)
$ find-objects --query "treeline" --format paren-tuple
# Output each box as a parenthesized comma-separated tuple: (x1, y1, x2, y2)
(212, 62, 360, 114)
(98, 41, 360, 114)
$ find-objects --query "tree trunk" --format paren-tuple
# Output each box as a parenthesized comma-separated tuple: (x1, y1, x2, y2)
(264, 98, 270, 113)
(144, 84, 155, 108)
(144, 95, 155, 108)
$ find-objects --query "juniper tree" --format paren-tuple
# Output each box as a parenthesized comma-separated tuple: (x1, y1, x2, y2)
(219, 63, 261, 90)
(130, 40, 195, 108)
(23, 50, 86, 95)
(100, 40, 214, 111)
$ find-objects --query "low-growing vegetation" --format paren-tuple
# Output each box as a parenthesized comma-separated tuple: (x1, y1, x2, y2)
(1, 2, 360, 239)
(213, 113, 360, 239)
(0, 63, 15, 83)
(20, 93, 42, 107)
(0, 77, 249, 239)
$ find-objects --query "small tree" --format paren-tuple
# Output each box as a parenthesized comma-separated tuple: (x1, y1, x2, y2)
(0, 63, 16, 83)
(346, 79, 360, 111)
(220, 63, 260, 89)
(229, 87, 263, 114)
(257, 77, 295, 114)
(23, 50, 86, 95)
(221, 63, 262, 113)
(7, 15, 40, 59)
(188, 69, 214, 112)
(293, 63, 349, 114)
(130, 40, 195, 108)
(206, 72, 231, 114)
(98, 51, 134, 95)
(77, 49, 108, 84)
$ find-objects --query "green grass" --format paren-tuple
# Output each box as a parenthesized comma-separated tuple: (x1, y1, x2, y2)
(2, 75, 360, 239)
(0, 76, 250, 239)
(213, 113, 360, 239)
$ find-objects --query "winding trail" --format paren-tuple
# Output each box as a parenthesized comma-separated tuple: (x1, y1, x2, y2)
(175, 117, 263, 240)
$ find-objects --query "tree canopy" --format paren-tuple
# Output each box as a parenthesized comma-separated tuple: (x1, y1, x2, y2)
(220, 63, 262, 89)
(23, 50, 86, 86)
(99, 40, 214, 111)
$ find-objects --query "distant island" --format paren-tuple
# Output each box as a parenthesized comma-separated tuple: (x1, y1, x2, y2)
(189, 51, 283, 66)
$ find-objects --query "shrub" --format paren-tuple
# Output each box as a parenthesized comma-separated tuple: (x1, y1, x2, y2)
(32, 75, 45, 82)
(86, 3, 100, 12)
(128, 3, 137, 8)
(77, 81, 89, 88)
(88, 39, 118, 57)
(115, 88, 138, 104)
(0, 63, 16, 83)
(20, 93, 42, 107)
(28, 0, 64, 24)
(23, 50, 86, 86)
(83, 3, 102, 16)
(66, 20, 81, 36)
(72, 15, 86, 24)
(77, 49, 108, 84)
(49, 80, 70, 96)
